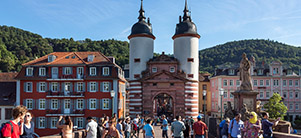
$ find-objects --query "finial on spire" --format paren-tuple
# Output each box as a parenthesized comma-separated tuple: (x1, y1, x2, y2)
(183, 0, 190, 21)
(138, 0, 146, 21)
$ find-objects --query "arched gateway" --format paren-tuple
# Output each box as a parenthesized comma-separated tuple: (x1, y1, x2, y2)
(153, 93, 173, 117)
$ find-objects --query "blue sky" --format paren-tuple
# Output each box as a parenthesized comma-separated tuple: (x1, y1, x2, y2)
(1, 0, 301, 54)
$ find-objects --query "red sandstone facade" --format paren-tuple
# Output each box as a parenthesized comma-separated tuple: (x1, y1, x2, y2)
(16, 52, 126, 136)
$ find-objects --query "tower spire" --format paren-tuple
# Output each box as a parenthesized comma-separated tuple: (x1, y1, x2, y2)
(138, 0, 146, 21)
(183, 0, 190, 21)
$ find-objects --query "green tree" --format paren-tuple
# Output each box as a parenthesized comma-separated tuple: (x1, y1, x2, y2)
(263, 93, 288, 119)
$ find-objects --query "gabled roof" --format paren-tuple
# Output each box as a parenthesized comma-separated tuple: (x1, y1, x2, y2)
(140, 70, 188, 82)
(22, 52, 111, 66)
(0, 72, 17, 82)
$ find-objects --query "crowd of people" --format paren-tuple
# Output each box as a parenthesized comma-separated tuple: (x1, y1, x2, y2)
(219, 112, 281, 138)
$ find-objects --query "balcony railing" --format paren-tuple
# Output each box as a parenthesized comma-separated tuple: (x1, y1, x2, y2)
(46, 91, 85, 97)
(48, 74, 85, 80)
(46, 109, 85, 115)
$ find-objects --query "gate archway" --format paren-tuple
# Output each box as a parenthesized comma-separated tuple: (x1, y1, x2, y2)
(153, 93, 173, 117)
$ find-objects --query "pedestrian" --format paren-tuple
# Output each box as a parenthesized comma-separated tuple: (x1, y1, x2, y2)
(56, 116, 73, 138)
(116, 118, 124, 138)
(124, 118, 131, 138)
(86, 117, 98, 138)
(243, 112, 261, 138)
(20, 111, 35, 138)
(219, 118, 226, 138)
(261, 112, 280, 138)
(221, 118, 230, 138)
(183, 120, 190, 138)
(161, 115, 168, 138)
(133, 114, 140, 138)
(102, 119, 120, 138)
(1, 105, 27, 138)
(171, 115, 186, 138)
(228, 113, 244, 138)
(97, 118, 105, 138)
(193, 115, 208, 138)
(143, 119, 155, 138)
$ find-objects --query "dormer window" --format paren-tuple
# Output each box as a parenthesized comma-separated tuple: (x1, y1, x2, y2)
(39, 67, 46, 76)
(103, 67, 109, 76)
(152, 67, 157, 73)
(273, 68, 279, 74)
(258, 69, 263, 75)
(26, 67, 33, 76)
(228, 69, 235, 75)
(48, 55, 56, 62)
(88, 55, 95, 62)
(90, 67, 96, 76)
(170, 67, 175, 73)
(287, 70, 293, 75)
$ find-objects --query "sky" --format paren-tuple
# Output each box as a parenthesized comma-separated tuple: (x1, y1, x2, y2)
(1, 0, 301, 54)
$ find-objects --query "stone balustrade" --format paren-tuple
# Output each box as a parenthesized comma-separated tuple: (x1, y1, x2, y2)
(40, 130, 86, 138)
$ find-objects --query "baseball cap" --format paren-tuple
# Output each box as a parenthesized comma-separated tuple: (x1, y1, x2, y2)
(197, 115, 202, 119)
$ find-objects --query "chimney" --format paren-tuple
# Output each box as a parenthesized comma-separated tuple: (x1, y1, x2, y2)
(108, 56, 115, 63)
(88, 55, 95, 62)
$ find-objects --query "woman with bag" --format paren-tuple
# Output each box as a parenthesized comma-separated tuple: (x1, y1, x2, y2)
(243, 112, 261, 138)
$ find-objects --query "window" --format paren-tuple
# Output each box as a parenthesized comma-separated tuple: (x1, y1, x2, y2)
(212, 81, 214, 87)
(103, 99, 109, 109)
(229, 80, 233, 86)
(103, 82, 110, 92)
(26, 67, 33, 76)
(39, 82, 46, 92)
(296, 92, 299, 98)
(64, 82, 71, 92)
(230, 93, 233, 98)
(260, 91, 264, 98)
(152, 67, 157, 73)
(77, 67, 84, 76)
(51, 99, 58, 110)
(103, 67, 109, 76)
(266, 91, 270, 98)
(26, 99, 33, 110)
(296, 104, 299, 110)
(5, 108, 12, 120)
(223, 80, 227, 86)
(283, 80, 287, 86)
(25, 82, 32, 92)
(64, 67, 72, 75)
(77, 117, 84, 128)
(212, 92, 215, 98)
(273, 80, 279, 86)
(258, 69, 263, 75)
(187, 58, 194, 62)
(260, 80, 264, 86)
(212, 102, 214, 110)
(188, 74, 193, 78)
(89, 99, 96, 110)
(39, 67, 46, 76)
(236, 80, 240, 86)
(273, 68, 279, 74)
(134, 74, 140, 78)
(224, 91, 228, 98)
(77, 82, 84, 92)
(38, 117, 46, 128)
(51, 117, 57, 128)
(77, 99, 84, 109)
(51, 82, 58, 92)
(287, 70, 293, 75)
(229, 69, 235, 75)
(90, 82, 96, 92)
(283, 92, 287, 98)
(90, 67, 96, 76)
(39, 99, 46, 110)
(134, 58, 140, 63)
(202, 84, 207, 90)
(295, 80, 299, 87)
(170, 67, 175, 73)
(289, 80, 293, 86)
(224, 103, 227, 110)
(289, 104, 293, 110)
(254, 80, 258, 86)
(266, 80, 270, 86)
(289, 92, 293, 98)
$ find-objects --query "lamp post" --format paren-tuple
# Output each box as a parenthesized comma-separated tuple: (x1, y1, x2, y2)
(122, 91, 126, 118)
(203, 90, 207, 123)
(219, 88, 224, 121)
(110, 90, 115, 116)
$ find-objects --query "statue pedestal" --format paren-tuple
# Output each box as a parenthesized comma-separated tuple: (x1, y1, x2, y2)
(232, 90, 259, 113)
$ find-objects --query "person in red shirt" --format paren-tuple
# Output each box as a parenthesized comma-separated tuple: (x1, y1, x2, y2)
(193, 115, 208, 138)
(2, 105, 28, 138)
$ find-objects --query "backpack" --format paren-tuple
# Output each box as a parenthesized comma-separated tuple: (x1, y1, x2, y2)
(229, 119, 235, 134)
(132, 123, 138, 131)
(0, 121, 14, 138)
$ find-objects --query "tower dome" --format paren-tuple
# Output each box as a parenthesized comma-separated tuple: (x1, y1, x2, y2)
(128, 0, 155, 39)
(172, 0, 200, 39)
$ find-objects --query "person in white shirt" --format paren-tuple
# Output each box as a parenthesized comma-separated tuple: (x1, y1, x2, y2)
(86, 117, 98, 138)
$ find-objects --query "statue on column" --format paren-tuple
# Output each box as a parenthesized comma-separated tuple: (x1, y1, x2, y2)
(239, 53, 253, 91)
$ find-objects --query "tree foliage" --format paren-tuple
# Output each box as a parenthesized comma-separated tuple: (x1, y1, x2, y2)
(263, 93, 288, 119)
(199, 39, 301, 73)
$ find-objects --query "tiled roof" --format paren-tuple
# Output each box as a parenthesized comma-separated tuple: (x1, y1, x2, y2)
(0, 72, 18, 82)
(0, 82, 16, 106)
(22, 52, 111, 66)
